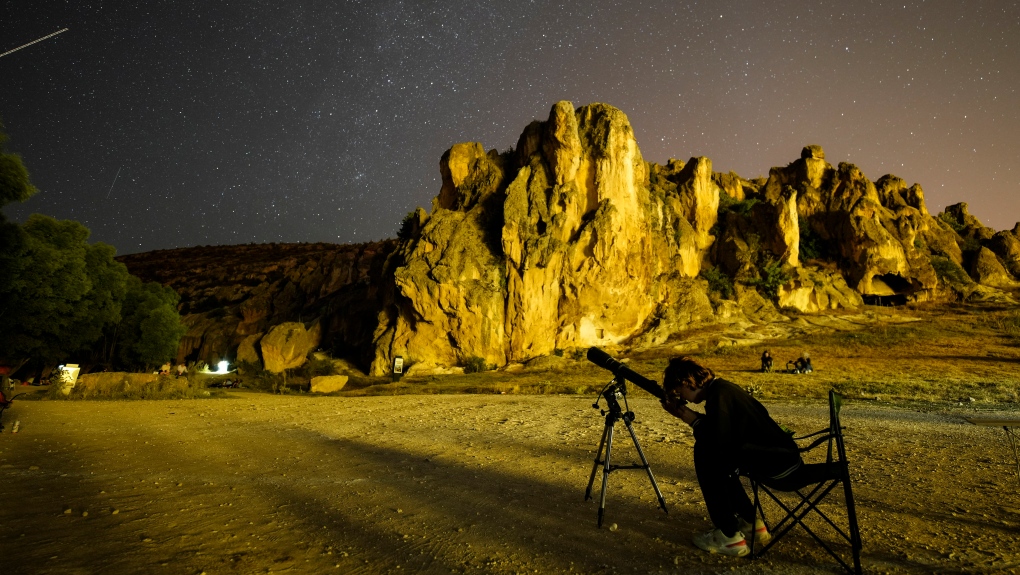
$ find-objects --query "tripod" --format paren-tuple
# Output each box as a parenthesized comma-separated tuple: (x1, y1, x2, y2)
(584, 379, 668, 527)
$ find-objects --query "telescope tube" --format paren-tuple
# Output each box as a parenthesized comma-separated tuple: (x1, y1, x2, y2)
(586, 347, 665, 399)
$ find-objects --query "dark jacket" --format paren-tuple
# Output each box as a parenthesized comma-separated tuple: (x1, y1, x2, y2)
(691, 378, 801, 478)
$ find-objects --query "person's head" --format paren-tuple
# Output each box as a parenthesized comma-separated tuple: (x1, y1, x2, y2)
(663, 356, 715, 404)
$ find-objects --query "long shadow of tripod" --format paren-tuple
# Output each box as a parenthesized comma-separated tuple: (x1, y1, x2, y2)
(584, 379, 668, 527)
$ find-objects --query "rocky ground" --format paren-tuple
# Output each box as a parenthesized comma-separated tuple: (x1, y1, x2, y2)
(2, 390, 1018, 575)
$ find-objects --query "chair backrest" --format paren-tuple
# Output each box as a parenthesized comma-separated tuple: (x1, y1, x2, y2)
(828, 390, 850, 472)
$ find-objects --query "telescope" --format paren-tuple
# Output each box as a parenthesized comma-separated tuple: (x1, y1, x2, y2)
(583, 346, 668, 527)
(586, 347, 664, 400)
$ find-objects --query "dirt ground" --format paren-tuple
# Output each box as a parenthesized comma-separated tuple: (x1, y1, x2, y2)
(2, 389, 1018, 575)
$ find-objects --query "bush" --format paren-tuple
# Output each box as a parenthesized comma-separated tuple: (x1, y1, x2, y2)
(930, 255, 972, 286)
(747, 258, 791, 299)
(296, 356, 338, 379)
(699, 265, 734, 299)
(239, 364, 285, 392)
(800, 224, 836, 261)
(463, 355, 487, 374)
(938, 211, 966, 234)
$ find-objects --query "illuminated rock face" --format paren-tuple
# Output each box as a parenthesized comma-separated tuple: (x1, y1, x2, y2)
(370, 102, 714, 375)
(123, 104, 1020, 375)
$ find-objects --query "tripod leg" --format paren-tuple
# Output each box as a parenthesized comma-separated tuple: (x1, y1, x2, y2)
(597, 421, 616, 528)
(585, 421, 611, 501)
(624, 418, 668, 514)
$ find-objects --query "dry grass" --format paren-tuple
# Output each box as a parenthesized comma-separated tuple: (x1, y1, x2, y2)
(338, 304, 1020, 408)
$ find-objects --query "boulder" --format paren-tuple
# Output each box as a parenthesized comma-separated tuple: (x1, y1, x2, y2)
(310, 375, 348, 394)
(236, 333, 263, 366)
(260, 321, 321, 373)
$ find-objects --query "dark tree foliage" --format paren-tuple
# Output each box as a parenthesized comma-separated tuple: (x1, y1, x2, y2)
(0, 120, 185, 373)
(114, 276, 187, 369)
(0, 215, 129, 369)
(0, 120, 38, 209)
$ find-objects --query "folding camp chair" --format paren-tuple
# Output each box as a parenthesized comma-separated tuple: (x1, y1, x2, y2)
(742, 390, 863, 574)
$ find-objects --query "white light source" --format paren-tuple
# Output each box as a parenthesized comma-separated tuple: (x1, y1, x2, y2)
(217, 361, 229, 374)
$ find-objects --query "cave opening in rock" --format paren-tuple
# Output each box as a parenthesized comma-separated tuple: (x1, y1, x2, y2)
(863, 273, 912, 306)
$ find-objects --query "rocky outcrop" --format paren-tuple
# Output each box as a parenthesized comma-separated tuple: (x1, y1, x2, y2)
(260, 321, 321, 373)
(777, 266, 863, 312)
(120, 103, 1019, 377)
(372, 102, 715, 375)
(970, 247, 1019, 289)
(120, 241, 397, 370)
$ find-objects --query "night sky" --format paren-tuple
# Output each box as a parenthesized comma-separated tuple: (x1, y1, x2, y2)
(2, 1, 1017, 255)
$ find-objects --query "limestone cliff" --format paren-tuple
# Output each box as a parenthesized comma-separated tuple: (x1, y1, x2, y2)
(371, 102, 714, 375)
(121, 102, 1019, 375)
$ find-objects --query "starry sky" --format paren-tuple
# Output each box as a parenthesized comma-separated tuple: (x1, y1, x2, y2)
(1, 1, 1018, 255)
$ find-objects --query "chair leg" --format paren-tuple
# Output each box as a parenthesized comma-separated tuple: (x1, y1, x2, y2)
(840, 470, 863, 574)
(747, 479, 862, 575)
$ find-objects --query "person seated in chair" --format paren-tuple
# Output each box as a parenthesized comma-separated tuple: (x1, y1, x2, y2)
(661, 356, 802, 557)
(760, 350, 773, 373)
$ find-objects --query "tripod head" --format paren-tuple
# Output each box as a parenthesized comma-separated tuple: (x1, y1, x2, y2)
(593, 379, 635, 424)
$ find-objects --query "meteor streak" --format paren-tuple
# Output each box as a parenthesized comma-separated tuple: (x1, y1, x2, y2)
(0, 28, 69, 59)
(106, 166, 122, 199)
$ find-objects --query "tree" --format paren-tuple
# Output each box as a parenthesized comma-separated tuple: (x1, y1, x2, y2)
(0, 119, 37, 209)
(0, 214, 130, 371)
(0, 119, 186, 374)
(114, 276, 186, 369)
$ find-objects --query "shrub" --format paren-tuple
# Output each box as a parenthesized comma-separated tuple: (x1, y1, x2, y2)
(296, 356, 337, 379)
(463, 355, 487, 374)
(747, 257, 791, 299)
(800, 224, 836, 261)
(699, 265, 734, 299)
(930, 255, 972, 286)
(938, 211, 966, 234)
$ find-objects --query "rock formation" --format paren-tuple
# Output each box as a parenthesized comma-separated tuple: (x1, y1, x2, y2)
(120, 241, 397, 370)
(260, 321, 321, 373)
(120, 101, 1019, 376)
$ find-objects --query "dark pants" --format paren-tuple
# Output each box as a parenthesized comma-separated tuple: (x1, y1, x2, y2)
(694, 440, 804, 537)
(694, 441, 754, 537)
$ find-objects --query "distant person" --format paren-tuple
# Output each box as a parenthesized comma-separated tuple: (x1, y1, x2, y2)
(175, 363, 187, 377)
(793, 353, 812, 374)
(660, 356, 799, 557)
(159, 362, 171, 375)
(760, 350, 773, 373)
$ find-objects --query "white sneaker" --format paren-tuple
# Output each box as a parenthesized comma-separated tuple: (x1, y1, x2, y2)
(692, 528, 749, 557)
(738, 517, 772, 546)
